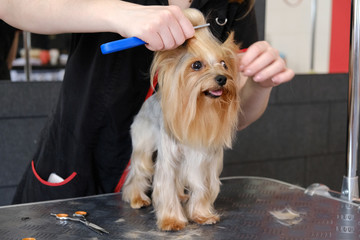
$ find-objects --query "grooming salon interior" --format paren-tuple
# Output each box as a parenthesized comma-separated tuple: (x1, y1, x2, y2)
(1, 0, 359, 239)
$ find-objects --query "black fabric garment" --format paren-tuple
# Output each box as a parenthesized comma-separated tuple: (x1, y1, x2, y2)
(0, 21, 17, 80)
(13, 0, 258, 204)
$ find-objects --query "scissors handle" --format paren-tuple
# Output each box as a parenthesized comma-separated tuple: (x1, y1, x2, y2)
(51, 213, 80, 221)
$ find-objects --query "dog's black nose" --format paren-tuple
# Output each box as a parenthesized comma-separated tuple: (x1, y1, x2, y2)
(215, 75, 227, 86)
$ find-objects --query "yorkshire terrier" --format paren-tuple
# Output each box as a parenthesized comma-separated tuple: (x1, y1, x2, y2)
(122, 8, 242, 231)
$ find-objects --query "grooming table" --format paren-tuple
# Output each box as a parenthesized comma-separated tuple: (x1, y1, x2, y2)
(1, 176, 359, 239)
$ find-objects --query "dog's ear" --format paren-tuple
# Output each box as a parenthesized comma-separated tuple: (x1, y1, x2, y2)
(223, 31, 235, 46)
(222, 31, 241, 51)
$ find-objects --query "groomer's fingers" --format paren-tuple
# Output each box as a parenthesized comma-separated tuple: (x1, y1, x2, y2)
(239, 41, 272, 72)
(138, 6, 194, 51)
(245, 50, 279, 77)
(168, 5, 195, 40)
(157, 27, 177, 50)
(237, 40, 294, 88)
(167, 20, 187, 48)
(156, 10, 189, 50)
(252, 57, 286, 82)
(255, 68, 295, 88)
(145, 33, 165, 51)
(271, 68, 295, 85)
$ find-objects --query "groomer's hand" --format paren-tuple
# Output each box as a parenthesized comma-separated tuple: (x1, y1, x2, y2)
(239, 41, 294, 88)
(118, 5, 195, 51)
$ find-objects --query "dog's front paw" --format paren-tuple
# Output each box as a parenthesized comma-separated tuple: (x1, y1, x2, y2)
(192, 213, 220, 225)
(158, 218, 187, 231)
(129, 194, 151, 209)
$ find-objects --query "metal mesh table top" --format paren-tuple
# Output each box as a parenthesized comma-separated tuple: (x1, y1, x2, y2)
(1, 176, 359, 239)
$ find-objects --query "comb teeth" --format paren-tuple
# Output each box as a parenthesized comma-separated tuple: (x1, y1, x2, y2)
(193, 23, 210, 29)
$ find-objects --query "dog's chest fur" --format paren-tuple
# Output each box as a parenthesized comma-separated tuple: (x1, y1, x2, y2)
(131, 93, 221, 163)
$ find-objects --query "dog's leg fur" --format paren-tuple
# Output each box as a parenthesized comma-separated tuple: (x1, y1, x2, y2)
(183, 148, 223, 225)
(122, 150, 153, 209)
(122, 100, 158, 209)
(152, 133, 188, 231)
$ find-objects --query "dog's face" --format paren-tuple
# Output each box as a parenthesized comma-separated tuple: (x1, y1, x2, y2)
(178, 31, 239, 105)
(150, 9, 241, 148)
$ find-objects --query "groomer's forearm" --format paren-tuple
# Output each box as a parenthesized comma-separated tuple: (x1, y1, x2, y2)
(237, 78, 272, 130)
(0, 0, 134, 34)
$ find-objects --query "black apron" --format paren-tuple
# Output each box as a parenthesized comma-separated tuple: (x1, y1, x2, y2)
(0, 21, 17, 80)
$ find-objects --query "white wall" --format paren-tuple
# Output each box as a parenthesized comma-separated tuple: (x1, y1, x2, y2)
(265, 0, 332, 74)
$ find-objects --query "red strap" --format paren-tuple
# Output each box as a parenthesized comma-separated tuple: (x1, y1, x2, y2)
(145, 74, 158, 100)
(114, 74, 158, 193)
(114, 160, 131, 192)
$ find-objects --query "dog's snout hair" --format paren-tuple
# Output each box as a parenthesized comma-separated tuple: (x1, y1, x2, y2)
(215, 75, 227, 86)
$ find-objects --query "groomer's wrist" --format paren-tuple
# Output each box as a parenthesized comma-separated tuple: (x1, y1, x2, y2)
(104, 0, 139, 36)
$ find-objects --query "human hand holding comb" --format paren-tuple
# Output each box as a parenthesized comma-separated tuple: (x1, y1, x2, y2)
(106, 5, 195, 52)
(101, 23, 210, 54)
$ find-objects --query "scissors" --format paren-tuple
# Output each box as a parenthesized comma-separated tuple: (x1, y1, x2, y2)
(51, 211, 109, 235)
(100, 23, 210, 54)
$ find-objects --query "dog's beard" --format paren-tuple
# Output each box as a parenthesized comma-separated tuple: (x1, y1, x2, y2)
(159, 71, 240, 149)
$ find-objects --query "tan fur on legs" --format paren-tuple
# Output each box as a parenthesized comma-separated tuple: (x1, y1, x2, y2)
(122, 149, 153, 209)
(160, 217, 187, 231)
(122, 104, 158, 208)
(183, 147, 223, 225)
(152, 134, 188, 231)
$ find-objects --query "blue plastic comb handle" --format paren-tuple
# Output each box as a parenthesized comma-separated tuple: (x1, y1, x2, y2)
(100, 37, 146, 54)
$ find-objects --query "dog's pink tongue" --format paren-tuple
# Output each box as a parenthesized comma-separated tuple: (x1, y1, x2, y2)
(210, 89, 223, 96)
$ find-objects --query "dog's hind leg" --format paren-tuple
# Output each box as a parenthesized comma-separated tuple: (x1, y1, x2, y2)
(122, 114, 156, 209)
(122, 149, 154, 209)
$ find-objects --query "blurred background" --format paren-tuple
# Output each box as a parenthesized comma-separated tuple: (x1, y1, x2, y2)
(0, 0, 352, 206)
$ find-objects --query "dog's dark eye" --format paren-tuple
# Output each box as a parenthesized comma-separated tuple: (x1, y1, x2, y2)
(191, 61, 203, 71)
(220, 60, 228, 70)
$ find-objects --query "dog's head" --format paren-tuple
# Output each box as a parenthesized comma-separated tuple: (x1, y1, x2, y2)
(150, 8, 241, 148)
